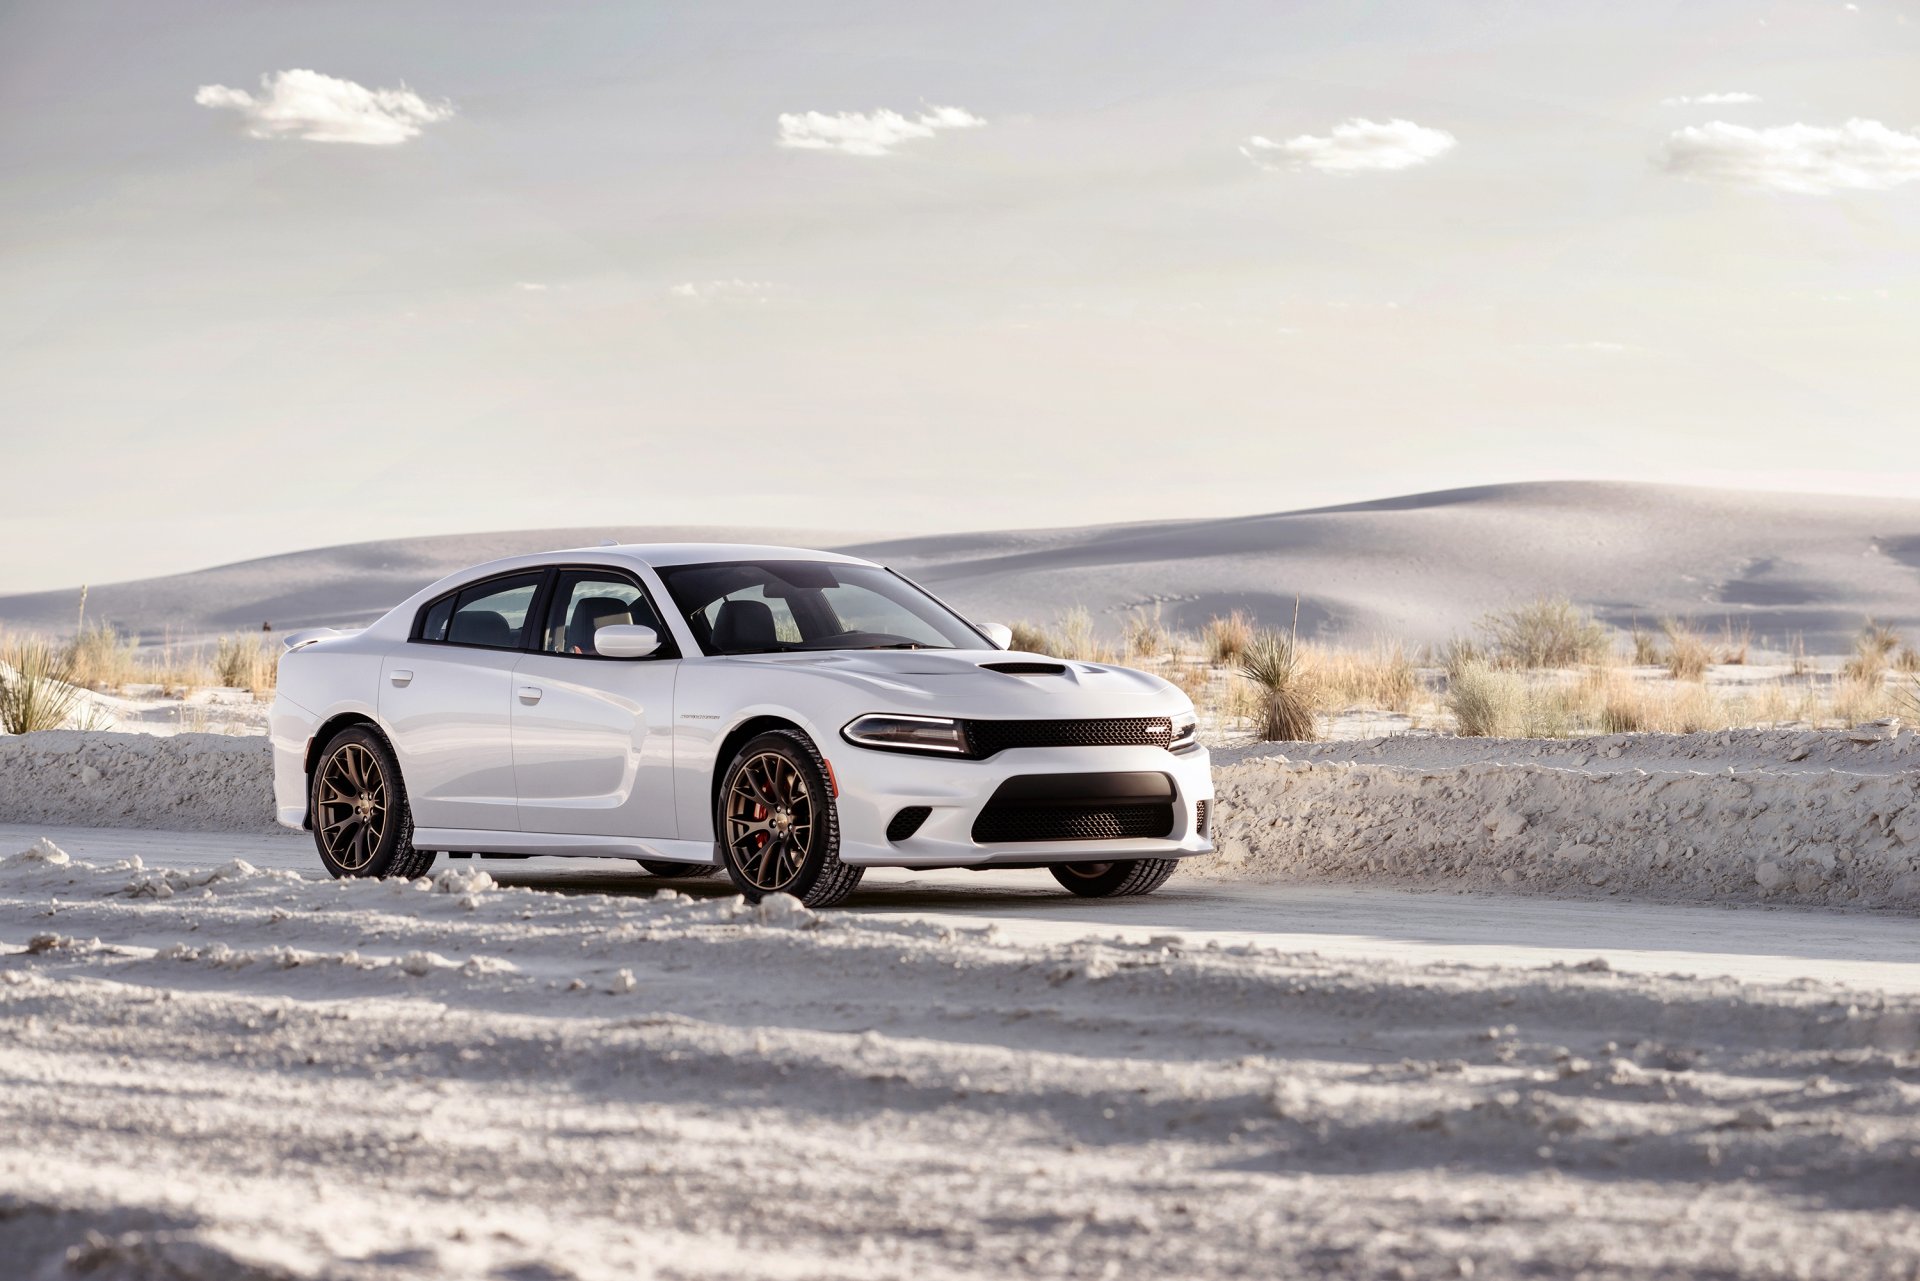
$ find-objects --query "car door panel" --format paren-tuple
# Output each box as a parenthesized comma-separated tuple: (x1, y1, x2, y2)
(510, 567, 681, 838)
(511, 654, 679, 836)
(380, 646, 520, 831)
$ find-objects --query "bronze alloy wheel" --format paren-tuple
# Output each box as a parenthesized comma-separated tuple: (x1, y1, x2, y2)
(715, 729, 862, 907)
(316, 741, 389, 872)
(309, 727, 434, 881)
(725, 749, 815, 893)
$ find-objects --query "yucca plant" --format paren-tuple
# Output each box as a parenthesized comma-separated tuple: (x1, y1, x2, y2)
(1238, 630, 1318, 741)
(0, 636, 85, 733)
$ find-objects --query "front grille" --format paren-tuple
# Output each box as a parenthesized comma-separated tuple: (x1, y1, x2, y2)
(973, 802, 1174, 844)
(1195, 799, 1210, 836)
(964, 717, 1173, 758)
(886, 806, 932, 842)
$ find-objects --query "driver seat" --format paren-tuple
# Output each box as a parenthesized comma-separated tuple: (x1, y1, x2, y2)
(711, 599, 777, 652)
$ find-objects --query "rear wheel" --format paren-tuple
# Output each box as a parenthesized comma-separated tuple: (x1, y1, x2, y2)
(716, 730, 863, 908)
(637, 859, 720, 879)
(310, 727, 436, 880)
(1048, 858, 1179, 898)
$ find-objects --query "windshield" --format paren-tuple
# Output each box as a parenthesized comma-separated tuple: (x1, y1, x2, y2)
(656, 560, 987, 655)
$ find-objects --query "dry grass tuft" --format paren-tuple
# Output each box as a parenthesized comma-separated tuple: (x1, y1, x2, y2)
(1008, 621, 1053, 655)
(1896, 645, 1920, 675)
(64, 622, 140, 692)
(1123, 607, 1170, 660)
(1312, 641, 1418, 713)
(1629, 619, 1661, 666)
(1477, 596, 1609, 669)
(1238, 631, 1318, 741)
(1661, 619, 1711, 682)
(1843, 618, 1902, 683)
(1830, 675, 1888, 726)
(1718, 618, 1751, 665)
(1202, 612, 1253, 666)
(214, 634, 278, 696)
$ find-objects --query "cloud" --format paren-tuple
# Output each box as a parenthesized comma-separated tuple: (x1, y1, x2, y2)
(1241, 118, 1457, 174)
(777, 105, 985, 156)
(669, 279, 773, 302)
(1661, 118, 1920, 194)
(1662, 92, 1761, 106)
(195, 69, 453, 145)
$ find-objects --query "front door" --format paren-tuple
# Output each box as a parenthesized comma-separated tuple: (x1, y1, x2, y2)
(380, 570, 543, 832)
(511, 567, 680, 837)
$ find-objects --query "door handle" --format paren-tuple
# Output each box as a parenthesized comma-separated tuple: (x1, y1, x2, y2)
(389, 670, 413, 687)
(518, 686, 543, 704)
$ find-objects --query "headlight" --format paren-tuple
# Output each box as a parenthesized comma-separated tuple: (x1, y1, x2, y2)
(842, 714, 970, 756)
(1169, 709, 1198, 752)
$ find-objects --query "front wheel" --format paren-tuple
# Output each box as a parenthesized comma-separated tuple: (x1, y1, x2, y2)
(1048, 858, 1180, 898)
(716, 730, 863, 908)
(310, 727, 436, 880)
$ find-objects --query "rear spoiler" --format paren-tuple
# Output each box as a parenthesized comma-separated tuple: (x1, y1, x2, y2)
(280, 627, 359, 653)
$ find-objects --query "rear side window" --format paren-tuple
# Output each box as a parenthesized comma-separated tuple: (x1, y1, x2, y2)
(418, 596, 454, 643)
(416, 572, 543, 650)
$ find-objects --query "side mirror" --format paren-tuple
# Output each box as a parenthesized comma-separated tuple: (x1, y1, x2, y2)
(593, 624, 662, 659)
(980, 622, 1014, 650)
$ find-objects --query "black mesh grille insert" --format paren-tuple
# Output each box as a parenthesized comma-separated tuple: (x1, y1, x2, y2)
(886, 806, 932, 842)
(1195, 799, 1210, 837)
(964, 717, 1173, 758)
(973, 802, 1174, 844)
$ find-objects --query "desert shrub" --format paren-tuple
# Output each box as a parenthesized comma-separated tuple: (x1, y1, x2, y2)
(1313, 642, 1418, 713)
(64, 622, 139, 692)
(1896, 645, 1920, 674)
(1447, 662, 1523, 737)
(1052, 607, 1118, 663)
(1123, 607, 1169, 660)
(1477, 596, 1608, 669)
(1843, 618, 1901, 682)
(1202, 612, 1253, 666)
(1661, 619, 1711, 681)
(0, 636, 85, 733)
(1437, 635, 1484, 683)
(214, 633, 277, 695)
(1238, 630, 1318, 741)
(1008, 621, 1053, 655)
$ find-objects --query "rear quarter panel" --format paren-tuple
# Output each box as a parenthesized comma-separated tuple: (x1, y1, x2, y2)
(270, 638, 389, 829)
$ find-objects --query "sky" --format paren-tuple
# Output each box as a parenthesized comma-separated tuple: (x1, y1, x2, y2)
(3, 0, 1919, 592)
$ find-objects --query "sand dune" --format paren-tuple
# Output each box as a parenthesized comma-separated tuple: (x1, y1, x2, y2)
(4, 482, 1918, 651)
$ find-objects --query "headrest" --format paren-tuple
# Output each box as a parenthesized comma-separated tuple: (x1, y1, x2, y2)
(567, 596, 632, 653)
(450, 609, 513, 648)
(711, 599, 777, 651)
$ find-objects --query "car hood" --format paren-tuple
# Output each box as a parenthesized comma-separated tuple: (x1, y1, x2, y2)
(715, 649, 1185, 718)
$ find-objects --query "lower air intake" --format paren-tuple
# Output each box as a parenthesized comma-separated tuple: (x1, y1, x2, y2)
(886, 806, 932, 842)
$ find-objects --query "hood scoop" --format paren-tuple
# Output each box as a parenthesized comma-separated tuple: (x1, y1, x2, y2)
(980, 660, 1070, 676)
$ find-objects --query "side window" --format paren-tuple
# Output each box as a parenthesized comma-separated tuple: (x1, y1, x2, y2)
(542, 571, 676, 658)
(443, 573, 542, 650)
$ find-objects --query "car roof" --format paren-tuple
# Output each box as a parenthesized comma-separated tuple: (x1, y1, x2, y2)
(558, 543, 871, 569)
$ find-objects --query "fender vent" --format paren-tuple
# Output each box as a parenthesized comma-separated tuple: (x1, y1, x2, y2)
(886, 806, 932, 842)
(979, 661, 1069, 676)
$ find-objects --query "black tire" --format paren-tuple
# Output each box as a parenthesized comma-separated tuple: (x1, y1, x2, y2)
(309, 726, 436, 881)
(637, 859, 721, 879)
(715, 729, 863, 908)
(1048, 858, 1180, 898)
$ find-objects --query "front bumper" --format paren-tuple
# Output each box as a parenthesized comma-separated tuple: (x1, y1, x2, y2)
(827, 742, 1215, 868)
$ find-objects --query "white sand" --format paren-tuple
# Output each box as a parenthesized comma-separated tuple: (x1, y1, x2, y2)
(3, 838, 1916, 1279)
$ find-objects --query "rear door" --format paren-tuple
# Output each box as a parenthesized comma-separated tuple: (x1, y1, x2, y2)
(511, 566, 681, 838)
(380, 570, 543, 832)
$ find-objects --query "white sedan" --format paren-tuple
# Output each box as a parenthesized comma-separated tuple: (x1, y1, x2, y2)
(270, 544, 1214, 907)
